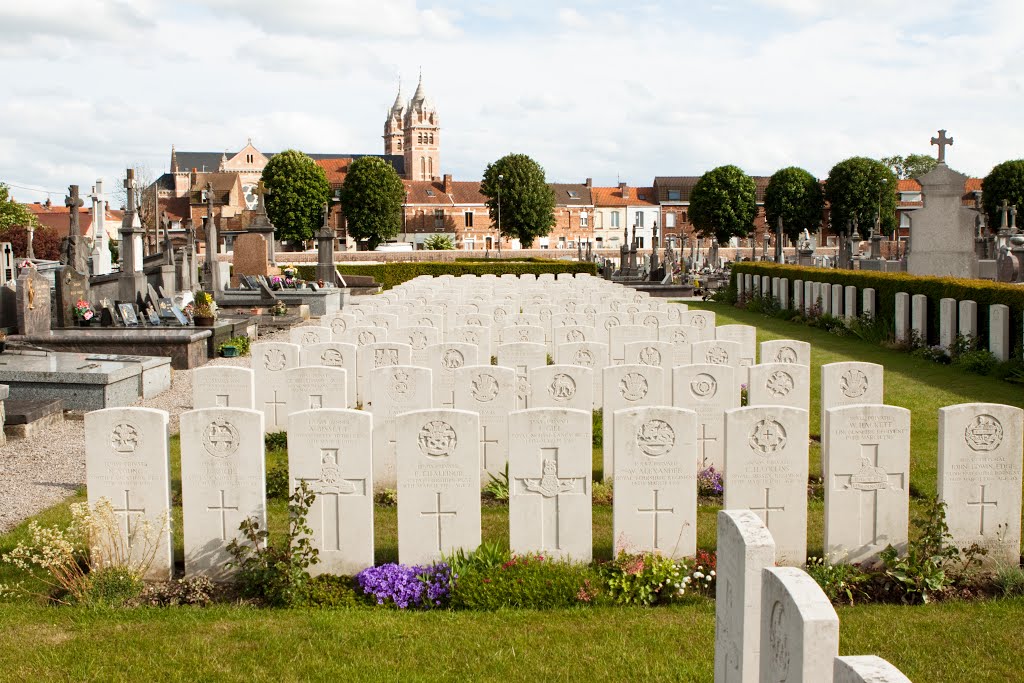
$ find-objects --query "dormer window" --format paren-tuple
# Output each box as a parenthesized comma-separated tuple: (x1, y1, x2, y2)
(567, 190, 579, 199)
(425, 189, 435, 197)
(668, 190, 681, 201)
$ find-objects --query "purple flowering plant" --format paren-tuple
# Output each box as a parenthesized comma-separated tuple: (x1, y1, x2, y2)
(697, 466, 724, 497)
(356, 562, 453, 609)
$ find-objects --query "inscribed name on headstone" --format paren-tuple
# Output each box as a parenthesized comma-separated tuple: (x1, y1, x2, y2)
(301, 342, 357, 408)
(724, 406, 810, 566)
(613, 406, 697, 557)
(556, 340, 608, 410)
(284, 365, 347, 414)
(454, 365, 517, 481)
(251, 342, 300, 433)
(938, 402, 1024, 566)
(824, 404, 910, 566)
(288, 408, 373, 575)
(528, 364, 594, 412)
(508, 408, 592, 562)
(193, 366, 255, 409)
(397, 409, 481, 565)
(369, 365, 432, 488)
(426, 342, 479, 409)
(760, 339, 811, 367)
(714, 510, 776, 683)
(85, 407, 173, 580)
(747, 363, 810, 413)
(602, 364, 665, 479)
(180, 407, 266, 579)
(672, 364, 739, 471)
(759, 567, 840, 683)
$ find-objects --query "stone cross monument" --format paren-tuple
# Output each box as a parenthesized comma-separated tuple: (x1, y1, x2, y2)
(90, 180, 112, 275)
(202, 182, 222, 291)
(775, 216, 784, 263)
(247, 179, 277, 266)
(315, 202, 337, 286)
(65, 185, 84, 237)
(118, 168, 147, 304)
(931, 129, 953, 164)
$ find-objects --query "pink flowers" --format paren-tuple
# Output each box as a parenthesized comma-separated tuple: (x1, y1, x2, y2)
(73, 299, 94, 321)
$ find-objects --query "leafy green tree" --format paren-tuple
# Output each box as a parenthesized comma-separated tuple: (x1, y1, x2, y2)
(981, 159, 1024, 229)
(881, 153, 938, 180)
(0, 183, 36, 233)
(260, 150, 330, 243)
(423, 234, 454, 250)
(337, 156, 405, 250)
(480, 154, 555, 248)
(763, 167, 824, 243)
(824, 157, 897, 234)
(688, 165, 757, 244)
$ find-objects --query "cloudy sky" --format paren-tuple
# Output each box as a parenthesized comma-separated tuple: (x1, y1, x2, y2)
(2, 0, 1022, 204)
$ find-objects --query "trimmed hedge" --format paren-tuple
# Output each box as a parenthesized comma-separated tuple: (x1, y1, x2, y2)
(730, 263, 1024, 352)
(295, 260, 597, 290)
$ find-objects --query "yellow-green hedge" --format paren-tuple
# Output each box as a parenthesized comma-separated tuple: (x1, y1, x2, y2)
(294, 260, 597, 290)
(730, 263, 1024, 350)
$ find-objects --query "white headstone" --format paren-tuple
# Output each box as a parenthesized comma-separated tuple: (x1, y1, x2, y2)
(497, 341, 548, 410)
(321, 312, 357, 339)
(553, 324, 596, 346)
(454, 365, 517, 481)
(624, 340, 674, 398)
(557, 341, 608, 410)
(714, 510, 776, 683)
(369, 365, 433, 488)
(252, 342, 300, 433)
(193, 366, 254, 409)
(301, 342, 357, 408)
(290, 325, 331, 346)
(284, 365, 347, 414)
(659, 324, 698, 365)
(85, 407, 173, 580)
(341, 324, 388, 347)
(820, 362, 884, 440)
(759, 339, 811, 367)
(938, 402, 1024, 566)
(833, 656, 912, 683)
(894, 292, 910, 342)
(747, 363, 810, 413)
(989, 304, 1010, 361)
(288, 408, 373, 575)
(180, 407, 266, 579)
(397, 409, 481, 565)
(357, 342, 413, 408)
(448, 324, 491, 360)
(715, 324, 757, 366)
(602, 364, 665, 479)
(681, 310, 717, 341)
(759, 567, 840, 683)
(608, 324, 655, 365)
(824, 404, 910, 566)
(508, 408, 592, 561)
(673, 364, 739, 471)
(613, 406, 697, 557)
(693, 339, 745, 391)
(724, 406, 810, 565)
(426, 342, 479, 409)
(393, 325, 441, 368)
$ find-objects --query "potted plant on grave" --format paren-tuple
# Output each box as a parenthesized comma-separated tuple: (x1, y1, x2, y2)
(271, 300, 287, 316)
(193, 291, 217, 326)
(73, 299, 95, 327)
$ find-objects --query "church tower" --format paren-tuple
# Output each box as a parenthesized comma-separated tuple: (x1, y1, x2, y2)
(403, 73, 440, 181)
(383, 83, 405, 156)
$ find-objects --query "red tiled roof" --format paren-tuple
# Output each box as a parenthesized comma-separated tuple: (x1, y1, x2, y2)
(22, 203, 123, 237)
(315, 158, 352, 186)
(591, 186, 659, 207)
(402, 180, 485, 206)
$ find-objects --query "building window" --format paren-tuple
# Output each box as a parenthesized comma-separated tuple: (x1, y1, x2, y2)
(635, 212, 644, 227)
(429, 133, 434, 144)
(567, 190, 579, 199)
(465, 211, 473, 227)
(397, 140, 402, 150)
(434, 209, 444, 228)
(682, 211, 688, 223)
(418, 133, 423, 144)
(637, 237, 645, 249)
(421, 158, 426, 179)
(667, 190, 681, 201)
(900, 213, 911, 229)
(580, 211, 588, 227)
(611, 211, 620, 228)
(428, 158, 433, 177)
(665, 212, 676, 228)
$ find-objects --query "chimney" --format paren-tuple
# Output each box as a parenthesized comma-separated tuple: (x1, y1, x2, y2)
(619, 182, 629, 200)
(44, 197, 52, 208)
(443, 174, 453, 194)
(585, 178, 592, 188)
(191, 168, 198, 188)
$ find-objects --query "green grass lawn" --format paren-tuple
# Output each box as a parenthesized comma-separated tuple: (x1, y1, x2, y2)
(1, 299, 1023, 681)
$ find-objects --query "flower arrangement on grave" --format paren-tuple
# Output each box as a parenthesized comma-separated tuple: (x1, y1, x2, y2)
(271, 268, 304, 290)
(192, 291, 217, 323)
(73, 299, 95, 321)
(271, 300, 287, 316)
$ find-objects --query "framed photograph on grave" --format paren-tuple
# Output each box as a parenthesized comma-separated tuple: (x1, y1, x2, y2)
(157, 298, 176, 319)
(102, 300, 122, 327)
(170, 305, 189, 326)
(118, 303, 139, 327)
(146, 307, 161, 326)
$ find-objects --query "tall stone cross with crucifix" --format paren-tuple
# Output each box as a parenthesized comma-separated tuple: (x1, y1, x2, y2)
(931, 129, 953, 164)
(65, 185, 84, 237)
(256, 179, 270, 215)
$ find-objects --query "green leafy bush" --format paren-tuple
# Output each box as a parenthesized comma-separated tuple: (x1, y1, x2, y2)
(374, 489, 398, 507)
(293, 260, 596, 290)
(805, 556, 870, 605)
(265, 432, 288, 451)
(301, 574, 362, 608)
(592, 480, 614, 505)
(450, 553, 601, 610)
(85, 566, 144, 607)
(591, 409, 602, 448)
(266, 462, 289, 501)
(598, 551, 692, 606)
(139, 577, 216, 607)
(423, 234, 455, 250)
(226, 481, 319, 607)
(994, 566, 1024, 597)
(218, 335, 252, 356)
(482, 466, 509, 503)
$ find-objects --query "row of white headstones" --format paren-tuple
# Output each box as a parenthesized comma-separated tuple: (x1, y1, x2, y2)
(715, 509, 913, 683)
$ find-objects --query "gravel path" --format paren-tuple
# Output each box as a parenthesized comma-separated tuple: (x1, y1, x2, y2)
(0, 324, 305, 533)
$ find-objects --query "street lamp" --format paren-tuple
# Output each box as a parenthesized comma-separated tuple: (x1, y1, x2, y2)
(497, 174, 503, 256)
(403, 189, 409, 246)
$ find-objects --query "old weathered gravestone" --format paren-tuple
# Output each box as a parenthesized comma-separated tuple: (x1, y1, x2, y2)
(508, 408, 592, 562)
(54, 266, 90, 328)
(613, 406, 697, 557)
(288, 408, 373, 575)
(192, 366, 255, 409)
(231, 233, 273, 287)
(397, 409, 480, 565)
(15, 266, 50, 335)
(85, 407, 173, 580)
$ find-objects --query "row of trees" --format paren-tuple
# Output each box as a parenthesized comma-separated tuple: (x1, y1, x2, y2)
(257, 149, 1024, 251)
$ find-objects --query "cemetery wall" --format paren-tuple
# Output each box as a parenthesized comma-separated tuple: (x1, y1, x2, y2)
(730, 263, 1024, 352)
(295, 260, 598, 290)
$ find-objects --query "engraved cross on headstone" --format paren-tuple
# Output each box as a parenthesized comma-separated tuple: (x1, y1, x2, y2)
(832, 444, 905, 545)
(637, 489, 675, 550)
(750, 487, 785, 528)
(112, 489, 145, 550)
(480, 424, 502, 471)
(420, 491, 457, 552)
(930, 129, 953, 164)
(515, 447, 585, 551)
(967, 484, 998, 535)
(208, 489, 239, 541)
(696, 423, 718, 468)
(264, 389, 286, 427)
(299, 448, 368, 552)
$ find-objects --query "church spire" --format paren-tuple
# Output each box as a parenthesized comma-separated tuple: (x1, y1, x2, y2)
(391, 78, 403, 115)
(411, 69, 425, 105)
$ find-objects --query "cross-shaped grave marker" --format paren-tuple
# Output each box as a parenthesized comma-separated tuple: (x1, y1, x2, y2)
(931, 129, 953, 164)
(207, 489, 239, 541)
(637, 489, 675, 550)
(420, 491, 457, 552)
(112, 489, 145, 550)
(832, 444, 905, 545)
(967, 484, 999, 535)
(750, 487, 785, 528)
(515, 447, 585, 551)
